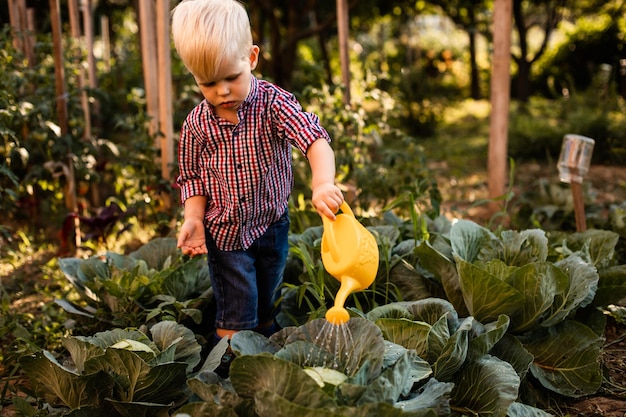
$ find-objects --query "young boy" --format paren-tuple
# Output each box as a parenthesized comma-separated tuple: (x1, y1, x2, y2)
(171, 0, 344, 344)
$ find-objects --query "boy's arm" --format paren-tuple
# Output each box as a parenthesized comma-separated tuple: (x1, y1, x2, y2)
(177, 195, 209, 256)
(307, 138, 344, 220)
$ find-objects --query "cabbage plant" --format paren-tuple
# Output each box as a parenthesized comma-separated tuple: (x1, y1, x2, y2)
(176, 313, 556, 417)
(412, 220, 620, 399)
(55, 237, 212, 327)
(20, 321, 201, 416)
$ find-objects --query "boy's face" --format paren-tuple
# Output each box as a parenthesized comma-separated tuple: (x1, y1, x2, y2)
(195, 46, 259, 121)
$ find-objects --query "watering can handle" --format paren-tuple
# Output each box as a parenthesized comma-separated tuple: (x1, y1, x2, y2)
(338, 201, 353, 217)
(322, 201, 353, 263)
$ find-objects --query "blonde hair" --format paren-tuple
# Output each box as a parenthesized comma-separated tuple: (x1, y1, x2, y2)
(171, 0, 253, 82)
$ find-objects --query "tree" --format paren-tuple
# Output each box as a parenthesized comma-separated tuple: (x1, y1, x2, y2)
(511, 0, 566, 101)
(436, 0, 493, 99)
(244, 0, 337, 89)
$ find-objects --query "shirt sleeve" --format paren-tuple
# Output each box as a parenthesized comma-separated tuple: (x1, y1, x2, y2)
(176, 110, 208, 205)
(272, 92, 331, 157)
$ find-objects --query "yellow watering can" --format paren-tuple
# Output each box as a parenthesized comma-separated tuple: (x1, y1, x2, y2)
(322, 201, 379, 325)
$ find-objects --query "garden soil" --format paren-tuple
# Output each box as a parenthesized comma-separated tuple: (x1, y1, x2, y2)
(1, 162, 626, 416)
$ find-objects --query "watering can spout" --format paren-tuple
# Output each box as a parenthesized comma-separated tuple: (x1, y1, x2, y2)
(321, 202, 379, 325)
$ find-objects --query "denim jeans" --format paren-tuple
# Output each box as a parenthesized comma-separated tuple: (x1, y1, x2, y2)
(205, 211, 289, 330)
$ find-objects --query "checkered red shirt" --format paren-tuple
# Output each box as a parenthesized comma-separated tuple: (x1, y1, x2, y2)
(177, 76, 330, 251)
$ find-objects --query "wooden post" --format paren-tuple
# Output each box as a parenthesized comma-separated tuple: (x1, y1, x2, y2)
(50, 0, 81, 250)
(101, 15, 111, 72)
(336, 0, 351, 107)
(82, 0, 100, 126)
(571, 182, 587, 232)
(487, 0, 512, 214)
(157, 0, 174, 182)
(138, 1, 160, 145)
(8, 0, 35, 64)
(25, 7, 36, 65)
(68, 0, 92, 140)
(49, 0, 69, 138)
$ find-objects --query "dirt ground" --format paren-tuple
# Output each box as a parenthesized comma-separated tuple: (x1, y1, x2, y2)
(1, 162, 625, 416)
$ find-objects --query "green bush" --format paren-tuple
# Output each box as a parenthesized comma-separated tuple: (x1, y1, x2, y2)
(508, 87, 626, 164)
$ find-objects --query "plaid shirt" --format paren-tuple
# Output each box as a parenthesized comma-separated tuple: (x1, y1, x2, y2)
(177, 76, 330, 251)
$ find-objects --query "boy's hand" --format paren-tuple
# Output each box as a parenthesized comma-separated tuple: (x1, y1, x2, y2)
(312, 182, 344, 220)
(177, 218, 208, 256)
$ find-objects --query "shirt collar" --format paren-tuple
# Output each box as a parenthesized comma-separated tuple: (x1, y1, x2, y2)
(240, 76, 258, 111)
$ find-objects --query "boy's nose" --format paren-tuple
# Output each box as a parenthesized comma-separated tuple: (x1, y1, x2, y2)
(216, 82, 230, 96)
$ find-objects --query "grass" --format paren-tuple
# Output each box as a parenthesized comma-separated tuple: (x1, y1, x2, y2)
(422, 99, 491, 174)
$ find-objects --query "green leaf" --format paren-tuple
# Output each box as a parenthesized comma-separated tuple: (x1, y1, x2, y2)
(404, 298, 459, 329)
(186, 377, 254, 416)
(491, 334, 534, 380)
(541, 255, 599, 327)
(415, 241, 468, 316)
(81, 328, 156, 351)
(592, 265, 626, 307)
(105, 398, 173, 417)
(491, 229, 548, 266)
(467, 314, 510, 361)
(425, 316, 451, 363)
(230, 354, 336, 408)
(376, 318, 431, 359)
(19, 351, 114, 409)
(174, 401, 240, 417)
(525, 320, 604, 397)
(450, 219, 497, 263)
(356, 350, 412, 405)
(456, 257, 525, 323)
(395, 378, 453, 416)
(231, 329, 281, 356)
(150, 321, 202, 373)
(432, 317, 472, 381)
(130, 237, 179, 270)
(506, 401, 555, 417)
(62, 337, 105, 374)
(83, 348, 188, 404)
(367, 303, 413, 321)
(388, 259, 437, 302)
(565, 229, 619, 269)
(58, 257, 100, 302)
(450, 355, 520, 417)
(507, 262, 568, 332)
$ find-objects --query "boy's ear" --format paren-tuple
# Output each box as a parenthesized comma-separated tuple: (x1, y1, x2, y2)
(249, 45, 260, 70)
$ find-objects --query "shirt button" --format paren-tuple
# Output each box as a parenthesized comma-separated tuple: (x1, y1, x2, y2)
(240, 196, 246, 202)
(237, 163, 242, 169)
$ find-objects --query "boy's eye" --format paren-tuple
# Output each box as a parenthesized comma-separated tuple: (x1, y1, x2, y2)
(226, 74, 239, 81)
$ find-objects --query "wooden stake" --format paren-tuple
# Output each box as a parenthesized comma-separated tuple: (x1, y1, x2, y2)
(336, 0, 351, 107)
(487, 0, 513, 214)
(68, 0, 92, 140)
(570, 168, 587, 232)
(138, 1, 160, 144)
(50, 0, 81, 251)
(157, 0, 174, 183)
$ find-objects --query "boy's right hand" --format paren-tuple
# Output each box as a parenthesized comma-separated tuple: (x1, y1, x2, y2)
(177, 218, 208, 256)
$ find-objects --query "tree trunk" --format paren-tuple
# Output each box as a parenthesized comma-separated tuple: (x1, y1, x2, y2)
(468, 27, 481, 100)
(515, 59, 532, 102)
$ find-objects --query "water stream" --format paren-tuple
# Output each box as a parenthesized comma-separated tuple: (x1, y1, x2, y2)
(305, 318, 357, 375)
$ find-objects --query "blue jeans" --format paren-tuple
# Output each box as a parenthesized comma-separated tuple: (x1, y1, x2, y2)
(205, 211, 289, 330)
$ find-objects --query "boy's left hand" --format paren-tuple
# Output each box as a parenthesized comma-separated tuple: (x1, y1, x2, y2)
(312, 182, 344, 220)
